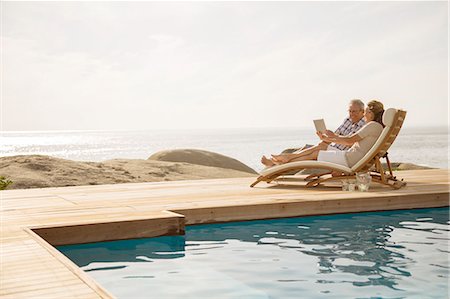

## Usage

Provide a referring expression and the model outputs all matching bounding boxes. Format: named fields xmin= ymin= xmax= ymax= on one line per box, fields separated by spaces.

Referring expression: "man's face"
xmin=348 ymin=104 xmax=365 ymax=123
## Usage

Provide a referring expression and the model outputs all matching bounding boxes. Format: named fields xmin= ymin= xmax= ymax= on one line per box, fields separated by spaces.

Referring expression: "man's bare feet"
xmin=261 ymin=155 xmax=275 ymax=167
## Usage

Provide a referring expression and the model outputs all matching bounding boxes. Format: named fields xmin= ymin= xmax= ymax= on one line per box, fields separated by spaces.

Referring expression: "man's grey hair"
xmin=349 ymin=99 xmax=365 ymax=110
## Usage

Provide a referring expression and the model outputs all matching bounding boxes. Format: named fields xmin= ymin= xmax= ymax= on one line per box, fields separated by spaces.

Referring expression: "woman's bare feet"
xmin=271 ymin=154 xmax=290 ymax=164
xmin=270 ymin=154 xmax=280 ymax=161
xmin=261 ymin=155 xmax=275 ymax=167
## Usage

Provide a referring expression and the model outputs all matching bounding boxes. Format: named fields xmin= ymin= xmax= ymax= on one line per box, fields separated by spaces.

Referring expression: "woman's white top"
xmin=345 ymin=121 xmax=383 ymax=167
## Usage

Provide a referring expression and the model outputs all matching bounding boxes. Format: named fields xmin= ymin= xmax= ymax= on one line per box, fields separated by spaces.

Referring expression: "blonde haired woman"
xmin=261 ymin=100 xmax=385 ymax=168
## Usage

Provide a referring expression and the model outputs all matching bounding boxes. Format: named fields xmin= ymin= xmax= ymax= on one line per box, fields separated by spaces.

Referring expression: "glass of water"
xmin=348 ymin=180 xmax=356 ymax=192
xmin=342 ymin=180 xmax=357 ymax=191
xmin=356 ymin=172 xmax=372 ymax=192
xmin=342 ymin=180 xmax=349 ymax=191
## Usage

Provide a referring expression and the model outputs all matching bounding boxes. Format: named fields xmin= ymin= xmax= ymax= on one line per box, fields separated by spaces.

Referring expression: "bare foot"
xmin=271 ymin=154 xmax=281 ymax=162
xmin=271 ymin=154 xmax=290 ymax=164
xmin=261 ymin=155 xmax=275 ymax=167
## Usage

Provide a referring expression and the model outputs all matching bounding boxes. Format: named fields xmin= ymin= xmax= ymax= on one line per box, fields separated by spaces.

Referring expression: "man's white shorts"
xmin=317 ymin=145 xmax=349 ymax=167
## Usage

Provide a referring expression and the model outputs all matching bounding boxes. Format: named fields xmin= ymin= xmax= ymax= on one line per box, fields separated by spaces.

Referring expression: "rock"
xmin=148 ymin=149 xmax=257 ymax=174
xmin=0 ymin=155 xmax=256 ymax=190
xmin=280 ymin=148 xmax=302 ymax=154
xmin=387 ymin=162 xmax=434 ymax=171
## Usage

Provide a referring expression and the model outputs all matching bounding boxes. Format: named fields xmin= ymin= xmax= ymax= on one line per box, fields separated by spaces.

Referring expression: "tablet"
xmin=313 ymin=119 xmax=327 ymax=133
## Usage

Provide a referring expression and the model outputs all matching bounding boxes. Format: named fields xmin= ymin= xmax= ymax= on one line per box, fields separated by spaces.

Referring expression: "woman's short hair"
xmin=349 ymin=99 xmax=365 ymax=110
xmin=367 ymin=100 xmax=385 ymax=126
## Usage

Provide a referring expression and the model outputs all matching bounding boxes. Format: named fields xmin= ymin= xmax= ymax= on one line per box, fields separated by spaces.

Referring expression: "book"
xmin=313 ymin=119 xmax=327 ymax=133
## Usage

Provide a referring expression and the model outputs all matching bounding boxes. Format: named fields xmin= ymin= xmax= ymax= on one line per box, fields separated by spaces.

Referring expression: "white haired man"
xmin=262 ymin=99 xmax=366 ymax=166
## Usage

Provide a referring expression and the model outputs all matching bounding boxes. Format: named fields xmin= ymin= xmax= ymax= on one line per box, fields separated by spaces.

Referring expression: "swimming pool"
xmin=59 ymin=208 xmax=449 ymax=298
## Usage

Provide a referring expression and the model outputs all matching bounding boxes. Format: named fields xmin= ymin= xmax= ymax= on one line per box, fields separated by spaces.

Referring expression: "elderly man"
xmin=262 ymin=99 xmax=366 ymax=166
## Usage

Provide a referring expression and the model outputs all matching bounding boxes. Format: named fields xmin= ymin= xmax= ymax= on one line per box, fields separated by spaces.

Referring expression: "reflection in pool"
xmin=59 ymin=207 xmax=449 ymax=298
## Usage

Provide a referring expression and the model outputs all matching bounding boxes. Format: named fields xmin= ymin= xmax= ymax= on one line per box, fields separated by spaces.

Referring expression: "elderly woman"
xmin=261 ymin=100 xmax=385 ymax=168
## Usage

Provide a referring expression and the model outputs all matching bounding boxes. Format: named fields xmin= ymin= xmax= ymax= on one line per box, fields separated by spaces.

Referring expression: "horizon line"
xmin=1 ymin=124 xmax=449 ymax=134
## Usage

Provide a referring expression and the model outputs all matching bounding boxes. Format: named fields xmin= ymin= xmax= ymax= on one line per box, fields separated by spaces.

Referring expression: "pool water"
xmin=58 ymin=208 xmax=449 ymax=298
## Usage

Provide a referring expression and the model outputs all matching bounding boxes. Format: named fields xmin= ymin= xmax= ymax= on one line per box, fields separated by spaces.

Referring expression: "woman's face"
xmin=364 ymin=107 xmax=374 ymax=122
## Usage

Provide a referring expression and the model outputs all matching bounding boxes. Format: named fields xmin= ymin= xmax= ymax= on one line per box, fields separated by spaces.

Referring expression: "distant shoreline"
xmin=1 ymin=124 xmax=449 ymax=134
xmin=1 ymin=127 xmax=449 ymax=172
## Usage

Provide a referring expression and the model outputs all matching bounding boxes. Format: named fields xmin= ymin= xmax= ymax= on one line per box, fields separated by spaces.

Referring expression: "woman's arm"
xmin=317 ymin=130 xmax=362 ymax=146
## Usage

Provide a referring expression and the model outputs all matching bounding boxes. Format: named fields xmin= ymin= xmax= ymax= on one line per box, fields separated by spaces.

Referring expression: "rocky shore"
xmin=0 ymin=149 xmax=257 ymax=190
xmin=0 ymin=149 xmax=433 ymax=190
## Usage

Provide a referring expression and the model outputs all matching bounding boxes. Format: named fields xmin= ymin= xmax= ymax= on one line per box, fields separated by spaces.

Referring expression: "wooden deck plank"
xmin=0 ymin=169 xmax=449 ymax=298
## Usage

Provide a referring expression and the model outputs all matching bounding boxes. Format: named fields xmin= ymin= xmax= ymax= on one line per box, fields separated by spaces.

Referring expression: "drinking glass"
xmin=341 ymin=180 xmax=349 ymax=191
xmin=356 ymin=172 xmax=372 ymax=192
xmin=348 ymin=180 xmax=356 ymax=192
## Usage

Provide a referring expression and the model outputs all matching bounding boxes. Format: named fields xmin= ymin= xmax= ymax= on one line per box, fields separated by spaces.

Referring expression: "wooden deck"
xmin=1 ymin=169 xmax=449 ymax=298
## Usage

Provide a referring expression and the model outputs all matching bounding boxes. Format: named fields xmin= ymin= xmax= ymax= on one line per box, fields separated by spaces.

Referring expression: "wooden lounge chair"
xmin=250 ymin=108 xmax=407 ymax=189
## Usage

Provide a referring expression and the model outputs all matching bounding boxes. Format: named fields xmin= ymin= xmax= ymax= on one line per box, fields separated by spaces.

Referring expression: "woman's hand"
xmin=316 ymin=131 xmax=334 ymax=143
xmin=324 ymin=130 xmax=336 ymax=138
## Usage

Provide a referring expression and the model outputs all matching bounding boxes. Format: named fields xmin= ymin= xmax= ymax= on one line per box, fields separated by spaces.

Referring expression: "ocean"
xmin=1 ymin=127 xmax=448 ymax=172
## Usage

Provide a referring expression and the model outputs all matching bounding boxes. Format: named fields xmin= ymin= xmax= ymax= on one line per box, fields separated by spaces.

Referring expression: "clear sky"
xmin=1 ymin=1 xmax=448 ymax=131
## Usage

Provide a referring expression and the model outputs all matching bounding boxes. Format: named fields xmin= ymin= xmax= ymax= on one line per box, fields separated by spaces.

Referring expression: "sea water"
xmin=59 ymin=207 xmax=450 ymax=299
xmin=1 ymin=126 xmax=448 ymax=171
